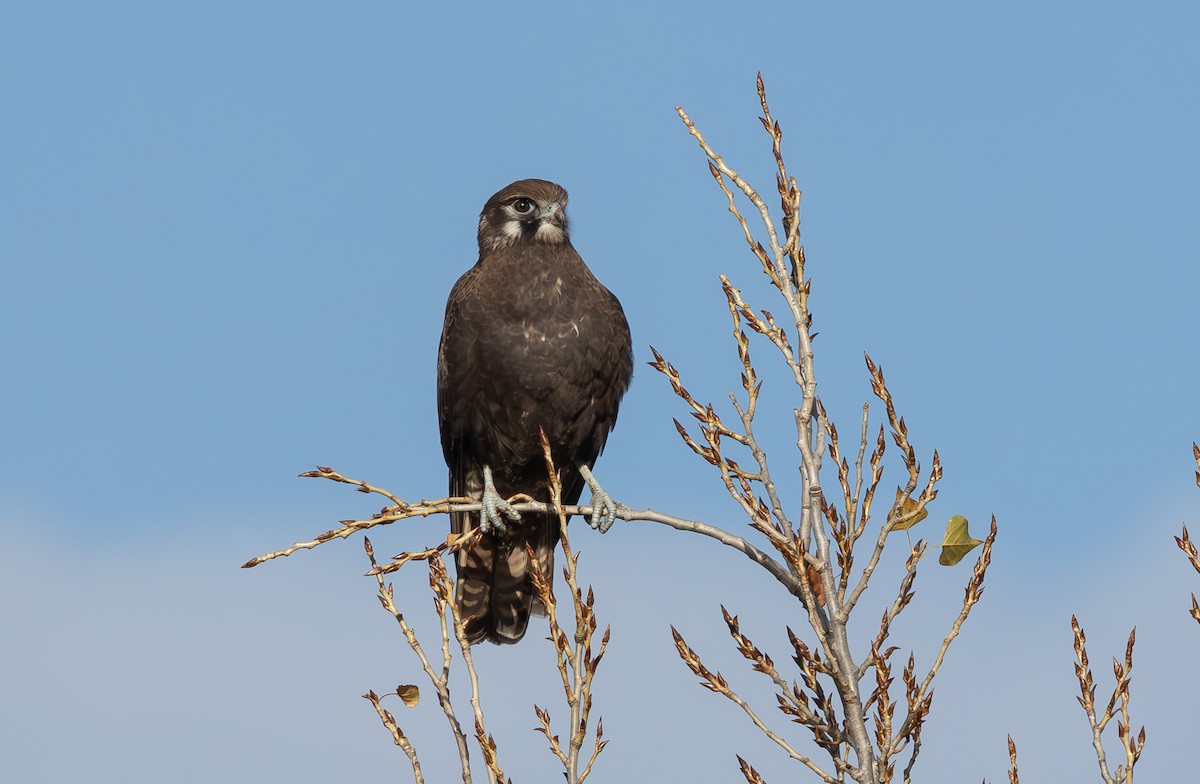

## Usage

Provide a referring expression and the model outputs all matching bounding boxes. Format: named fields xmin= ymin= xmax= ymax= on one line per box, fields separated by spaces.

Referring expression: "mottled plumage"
xmin=437 ymin=179 xmax=633 ymax=645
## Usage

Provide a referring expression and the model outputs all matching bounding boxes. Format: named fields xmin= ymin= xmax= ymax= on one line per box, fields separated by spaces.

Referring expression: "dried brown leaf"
xmin=890 ymin=487 xmax=929 ymax=531
xmin=397 ymin=684 xmax=420 ymax=707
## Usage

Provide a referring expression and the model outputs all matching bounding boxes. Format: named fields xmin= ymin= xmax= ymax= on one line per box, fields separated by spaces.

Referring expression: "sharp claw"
xmin=481 ymin=466 xmax=521 ymax=534
xmin=579 ymin=464 xmax=624 ymax=533
xmin=602 ymin=502 xmax=630 ymax=533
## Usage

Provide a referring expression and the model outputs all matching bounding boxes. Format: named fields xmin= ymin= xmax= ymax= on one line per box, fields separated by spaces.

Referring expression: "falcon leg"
xmin=578 ymin=463 xmax=627 ymax=533
xmin=480 ymin=465 xmax=521 ymax=533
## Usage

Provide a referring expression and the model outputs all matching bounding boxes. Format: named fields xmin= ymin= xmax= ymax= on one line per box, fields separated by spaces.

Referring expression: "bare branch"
xmin=246 ymin=483 xmax=809 ymax=603
xmin=1176 ymin=444 xmax=1200 ymax=625
xmin=667 ymin=76 xmax=999 ymax=784
xmin=433 ymin=556 xmax=506 ymax=784
xmin=1177 ymin=523 xmax=1200 ymax=625
xmin=363 ymin=689 xmax=424 ymax=783
xmin=673 ymin=625 xmax=838 ymax=783
xmin=1072 ymin=616 xmax=1143 ymax=784
xmin=365 ymin=538 xmax=475 ymax=783
xmin=527 ymin=430 xmax=609 ymax=784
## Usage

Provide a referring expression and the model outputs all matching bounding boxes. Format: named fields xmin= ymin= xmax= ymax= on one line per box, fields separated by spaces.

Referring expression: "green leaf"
xmin=938 ymin=515 xmax=983 ymax=566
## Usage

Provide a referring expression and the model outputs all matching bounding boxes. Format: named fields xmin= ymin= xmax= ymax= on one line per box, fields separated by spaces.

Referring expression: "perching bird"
xmin=437 ymin=179 xmax=633 ymax=645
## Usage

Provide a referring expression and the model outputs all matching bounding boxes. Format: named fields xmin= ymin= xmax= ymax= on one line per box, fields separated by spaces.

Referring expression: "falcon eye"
xmin=512 ymin=198 xmax=535 ymax=215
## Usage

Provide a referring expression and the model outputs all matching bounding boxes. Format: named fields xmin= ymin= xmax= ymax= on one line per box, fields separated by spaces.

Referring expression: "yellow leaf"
xmin=939 ymin=515 xmax=983 ymax=566
xmin=890 ymin=487 xmax=929 ymax=531
xmin=397 ymin=684 xmax=420 ymax=707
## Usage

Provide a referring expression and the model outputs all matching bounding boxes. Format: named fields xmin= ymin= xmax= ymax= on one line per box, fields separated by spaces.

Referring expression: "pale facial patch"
xmin=500 ymin=219 xmax=524 ymax=244
xmin=535 ymin=222 xmax=567 ymax=244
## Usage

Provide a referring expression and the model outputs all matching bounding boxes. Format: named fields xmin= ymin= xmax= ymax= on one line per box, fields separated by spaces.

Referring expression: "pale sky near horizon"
xmin=3 ymin=3 xmax=1199 ymax=782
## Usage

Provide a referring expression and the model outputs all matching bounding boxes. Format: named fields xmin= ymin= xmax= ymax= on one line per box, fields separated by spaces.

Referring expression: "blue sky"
xmin=3 ymin=2 xmax=1198 ymax=781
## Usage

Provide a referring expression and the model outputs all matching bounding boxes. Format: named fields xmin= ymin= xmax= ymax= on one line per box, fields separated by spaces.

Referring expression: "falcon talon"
xmin=579 ymin=466 xmax=624 ymax=533
xmin=587 ymin=497 xmax=612 ymax=531
xmin=479 ymin=500 xmax=516 ymax=534
xmin=479 ymin=466 xmax=521 ymax=534
xmin=589 ymin=502 xmax=621 ymax=534
xmin=597 ymin=503 xmax=632 ymax=534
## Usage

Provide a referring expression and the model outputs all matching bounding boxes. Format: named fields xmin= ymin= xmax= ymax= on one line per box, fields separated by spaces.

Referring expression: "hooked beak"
xmin=537 ymin=201 xmax=565 ymax=226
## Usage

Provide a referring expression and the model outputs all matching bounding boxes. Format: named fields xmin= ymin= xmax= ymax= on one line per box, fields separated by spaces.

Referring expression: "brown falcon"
xmin=437 ymin=179 xmax=633 ymax=645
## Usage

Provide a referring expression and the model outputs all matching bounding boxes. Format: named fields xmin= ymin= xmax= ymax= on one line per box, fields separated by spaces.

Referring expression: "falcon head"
xmin=477 ymin=179 xmax=571 ymax=254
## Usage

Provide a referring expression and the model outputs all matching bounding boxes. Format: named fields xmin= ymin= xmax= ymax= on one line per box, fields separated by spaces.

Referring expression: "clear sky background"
xmin=3 ymin=2 xmax=1198 ymax=782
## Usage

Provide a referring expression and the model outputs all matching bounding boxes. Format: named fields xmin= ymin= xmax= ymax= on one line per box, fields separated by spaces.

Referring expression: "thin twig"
xmin=1176 ymin=444 xmax=1200 ymax=625
xmin=1072 ymin=616 xmax=1143 ymax=784
xmin=365 ymin=538 xmax=474 ymax=784
xmin=673 ymin=626 xmax=837 ymax=784
xmin=529 ymin=430 xmax=608 ymax=784
xmin=363 ymin=689 xmax=424 ymax=783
